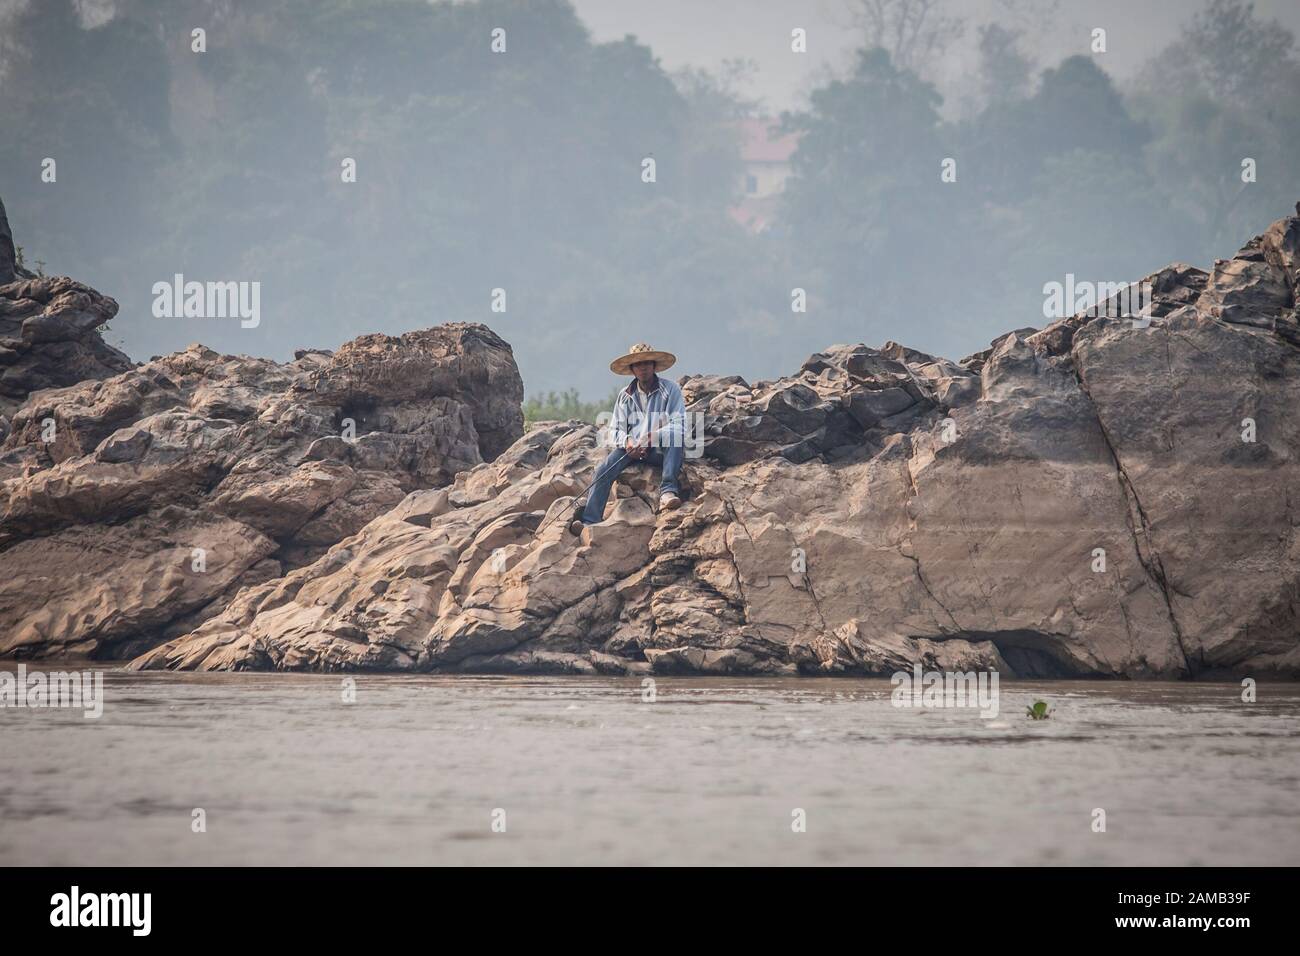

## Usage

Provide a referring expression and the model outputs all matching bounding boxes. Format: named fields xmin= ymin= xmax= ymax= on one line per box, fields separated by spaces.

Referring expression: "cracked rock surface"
xmin=132 ymin=206 xmax=1300 ymax=678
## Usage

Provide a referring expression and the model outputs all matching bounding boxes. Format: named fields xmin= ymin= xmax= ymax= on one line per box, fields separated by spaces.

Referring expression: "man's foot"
xmin=568 ymin=519 xmax=586 ymax=536
xmin=659 ymin=492 xmax=681 ymax=512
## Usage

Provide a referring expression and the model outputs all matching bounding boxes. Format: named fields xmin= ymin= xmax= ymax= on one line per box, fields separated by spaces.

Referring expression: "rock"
xmin=684 ymin=341 xmax=955 ymax=465
xmin=0 ymin=321 xmax=523 ymax=659
xmin=131 ymin=203 xmax=1300 ymax=679
xmin=0 ymin=276 xmax=133 ymax=418
xmin=303 ymin=326 xmax=524 ymax=461
xmin=791 ymin=621 xmax=1011 ymax=675
xmin=0 ymin=200 xmax=128 ymax=415
xmin=1196 ymin=222 xmax=1298 ymax=335
xmin=0 ymin=509 xmax=277 ymax=660
xmin=0 ymin=200 xmax=1292 ymax=678
xmin=0 ymin=196 xmax=23 ymax=285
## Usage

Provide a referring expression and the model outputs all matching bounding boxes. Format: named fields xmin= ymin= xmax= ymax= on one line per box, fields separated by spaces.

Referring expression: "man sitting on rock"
xmin=570 ymin=342 xmax=685 ymax=535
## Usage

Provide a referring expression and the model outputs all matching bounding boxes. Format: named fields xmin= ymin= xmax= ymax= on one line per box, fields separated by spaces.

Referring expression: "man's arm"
xmin=612 ymin=391 xmax=629 ymax=450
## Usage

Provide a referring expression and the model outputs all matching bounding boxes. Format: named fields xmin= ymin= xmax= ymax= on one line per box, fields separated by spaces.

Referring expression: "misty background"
xmin=1 ymin=0 xmax=1298 ymax=401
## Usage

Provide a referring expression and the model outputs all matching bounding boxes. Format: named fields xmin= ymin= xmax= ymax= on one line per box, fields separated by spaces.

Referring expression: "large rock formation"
xmin=0 ymin=324 xmax=523 ymax=659
xmin=131 ymin=208 xmax=1300 ymax=679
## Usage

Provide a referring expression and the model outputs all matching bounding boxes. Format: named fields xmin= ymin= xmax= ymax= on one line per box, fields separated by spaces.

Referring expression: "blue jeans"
xmin=580 ymin=442 xmax=684 ymax=524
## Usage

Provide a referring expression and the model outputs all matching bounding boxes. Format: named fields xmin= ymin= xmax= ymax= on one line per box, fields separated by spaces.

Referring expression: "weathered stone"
xmin=0 ymin=196 xmax=24 ymax=286
xmin=18 ymin=204 xmax=1300 ymax=680
xmin=137 ymin=205 xmax=1300 ymax=679
xmin=0 ymin=322 xmax=523 ymax=659
xmin=0 ymin=275 xmax=132 ymax=418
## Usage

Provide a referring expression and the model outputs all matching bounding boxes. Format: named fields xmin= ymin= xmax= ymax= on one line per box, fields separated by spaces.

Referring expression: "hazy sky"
xmin=5 ymin=0 xmax=1298 ymax=399
xmin=572 ymin=0 xmax=1300 ymax=113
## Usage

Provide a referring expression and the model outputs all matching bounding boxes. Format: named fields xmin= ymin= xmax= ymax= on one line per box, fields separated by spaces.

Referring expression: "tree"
xmin=0 ymin=0 xmax=762 ymax=398
xmin=975 ymin=23 xmax=1033 ymax=107
xmin=776 ymin=49 xmax=955 ymax=347
xmin=1134 ymin=0 xmax=1300 ymax=254
xmin=841 ymin=0 xmax=965 ymax=78
xmin=1137 ymin=0 xmax=1296 ymax=108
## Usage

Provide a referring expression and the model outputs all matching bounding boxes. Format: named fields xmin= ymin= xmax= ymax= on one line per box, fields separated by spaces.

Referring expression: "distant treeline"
xmin=2 ymin=0 xmax=1297 ymax=400
xmin=524 ymin=387 xmax=622 ymax=425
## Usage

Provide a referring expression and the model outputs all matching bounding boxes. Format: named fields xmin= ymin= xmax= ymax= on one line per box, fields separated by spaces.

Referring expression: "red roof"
xmin=736 ymin=118 xmax=800 ymax=163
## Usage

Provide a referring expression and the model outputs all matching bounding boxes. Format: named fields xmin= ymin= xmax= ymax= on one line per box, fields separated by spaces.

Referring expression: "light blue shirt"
xmin=611 ymin=375 xmax=685 ymax=448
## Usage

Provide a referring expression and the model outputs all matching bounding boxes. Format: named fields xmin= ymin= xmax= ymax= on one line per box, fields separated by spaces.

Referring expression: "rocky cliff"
xmin=122 ymin=206 xmax=1300 ymax=678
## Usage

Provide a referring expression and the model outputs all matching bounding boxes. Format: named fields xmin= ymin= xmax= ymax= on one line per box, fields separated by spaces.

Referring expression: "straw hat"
xmin=610 ymin=342 xmax=676 ymax=375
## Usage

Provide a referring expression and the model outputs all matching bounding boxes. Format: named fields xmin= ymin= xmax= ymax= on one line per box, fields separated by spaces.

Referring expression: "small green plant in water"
xmin=1026 ymin=699 xmax=1052 ymax=720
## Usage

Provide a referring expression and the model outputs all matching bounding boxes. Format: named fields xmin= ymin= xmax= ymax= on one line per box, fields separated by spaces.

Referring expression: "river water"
xmin=2 ymin=671 xmax=1298 ymax=866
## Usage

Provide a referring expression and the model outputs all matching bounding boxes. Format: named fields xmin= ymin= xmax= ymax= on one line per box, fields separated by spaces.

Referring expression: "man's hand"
xmin=625 ymin=436 xmax=648 ymax=460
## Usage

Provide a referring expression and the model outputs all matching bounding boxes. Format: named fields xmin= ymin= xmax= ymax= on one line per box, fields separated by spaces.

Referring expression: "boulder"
xmin=0 ymin=322 xmax=523 ymax=659
xmin=0 ymin=276 xmax=133 ymax=418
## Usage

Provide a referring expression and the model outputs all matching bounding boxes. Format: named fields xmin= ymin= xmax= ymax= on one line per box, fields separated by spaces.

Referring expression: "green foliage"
xmin=523 ymin=387 xmax=621 ymax=425
xmin=1026 ymin=700 xmax=1052 ymax=720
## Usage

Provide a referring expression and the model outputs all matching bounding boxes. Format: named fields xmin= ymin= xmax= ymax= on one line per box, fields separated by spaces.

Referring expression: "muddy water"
xmin=2 ymin=671 xmax=1297 ymax=865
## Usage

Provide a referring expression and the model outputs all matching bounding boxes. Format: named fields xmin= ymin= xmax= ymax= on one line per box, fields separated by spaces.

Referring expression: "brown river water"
xmin=2 ymin=671 xmax=1298 ymax=866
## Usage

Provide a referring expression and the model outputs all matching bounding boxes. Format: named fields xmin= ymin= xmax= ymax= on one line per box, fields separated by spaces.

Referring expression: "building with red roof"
xmin=730 ymin=118 xmax=801 ymax=233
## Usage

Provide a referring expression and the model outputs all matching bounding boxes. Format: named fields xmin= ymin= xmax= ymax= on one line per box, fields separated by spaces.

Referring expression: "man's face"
xmin=630 ymin=360 xmax=656 ymax=386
